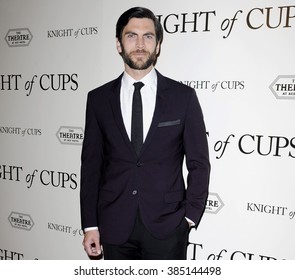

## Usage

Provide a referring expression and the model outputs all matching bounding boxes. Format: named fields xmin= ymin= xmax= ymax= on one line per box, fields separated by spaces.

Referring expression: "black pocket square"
xmin=158 ymin=119 xmax=181 ymax=127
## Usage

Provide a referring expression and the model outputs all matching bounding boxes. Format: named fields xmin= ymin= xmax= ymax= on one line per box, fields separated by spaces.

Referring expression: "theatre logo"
xmin=269 ymin=75 xmax=295 ymax=99
xmin=8 ymin=212 xmax=34 ymax=231
xmin=5 ymin=28 xmax=33 ymax=47
xmin=205 ymin=192 xmax=224 ymax=214
xmin=56 ymin=126 xmax=84 ymax=145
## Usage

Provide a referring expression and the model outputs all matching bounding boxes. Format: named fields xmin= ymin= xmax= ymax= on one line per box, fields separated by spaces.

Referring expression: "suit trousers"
xmin=102 ymin=212 xmax=190 ymax=260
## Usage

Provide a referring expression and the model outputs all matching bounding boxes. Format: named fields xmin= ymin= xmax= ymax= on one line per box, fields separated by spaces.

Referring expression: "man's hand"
xmin=82 ymin=229 xmax=102 ymax=257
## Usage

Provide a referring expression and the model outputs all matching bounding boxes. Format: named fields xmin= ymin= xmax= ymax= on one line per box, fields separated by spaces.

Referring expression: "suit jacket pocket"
xmin=158 ymin=119 xmax=181 ymax=128
xmin=164 ymin=190 xmax=184 ymax=203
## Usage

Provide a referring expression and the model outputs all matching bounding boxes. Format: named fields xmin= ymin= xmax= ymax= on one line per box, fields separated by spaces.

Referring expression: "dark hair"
xmin=116 ymin=7 xmax=163 ymax=44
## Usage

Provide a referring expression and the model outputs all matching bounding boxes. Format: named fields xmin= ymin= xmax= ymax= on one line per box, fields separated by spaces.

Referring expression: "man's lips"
xmin=132 ymin=50 xmax=148 ymax=57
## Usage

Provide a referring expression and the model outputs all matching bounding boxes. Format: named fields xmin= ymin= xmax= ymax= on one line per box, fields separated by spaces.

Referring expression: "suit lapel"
xmin=109 ymin=74 xmax=136 ymax=156
xmin=139 ymin=71 xmax=169 ymax=157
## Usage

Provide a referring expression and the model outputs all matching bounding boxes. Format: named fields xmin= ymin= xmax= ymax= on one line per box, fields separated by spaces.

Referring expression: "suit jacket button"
xmin=132 ymin=190 xmax=137 ymax=195
xmin=136 ymin=162 xmax=143 ymax=167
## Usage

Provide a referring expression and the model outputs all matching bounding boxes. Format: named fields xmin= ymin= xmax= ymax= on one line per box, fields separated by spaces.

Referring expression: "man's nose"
xmin=136 ymin=36 xmax=144 ymax=48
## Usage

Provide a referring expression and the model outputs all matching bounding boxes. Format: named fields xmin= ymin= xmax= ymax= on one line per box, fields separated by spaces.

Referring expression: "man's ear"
xmin=156 ymin=42 xmax=161 ymax=56
xmin=116 ymin=39 xmax=122 ymax=54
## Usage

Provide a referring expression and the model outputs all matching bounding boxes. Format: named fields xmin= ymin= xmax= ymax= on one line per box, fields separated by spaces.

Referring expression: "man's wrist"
xmin=84 ymin=226 xmax=98 ymax=233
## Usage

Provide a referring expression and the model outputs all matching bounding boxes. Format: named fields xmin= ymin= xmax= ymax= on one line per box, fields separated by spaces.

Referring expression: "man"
xmin=80 ymin=7 xmax=210 ymax=260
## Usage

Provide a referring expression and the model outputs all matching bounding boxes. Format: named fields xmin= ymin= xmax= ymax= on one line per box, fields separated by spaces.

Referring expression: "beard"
xmin=120 ymin=45 xmax=158 ymax=70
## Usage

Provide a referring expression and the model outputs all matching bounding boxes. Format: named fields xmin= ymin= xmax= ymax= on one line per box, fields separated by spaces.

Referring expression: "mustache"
xmin=132 ymin=49 xmax=149 ymax=54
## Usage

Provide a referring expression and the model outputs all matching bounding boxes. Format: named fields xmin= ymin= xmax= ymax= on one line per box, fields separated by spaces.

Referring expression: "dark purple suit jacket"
xmin=80 ymin=70 xmax=210 ymax=245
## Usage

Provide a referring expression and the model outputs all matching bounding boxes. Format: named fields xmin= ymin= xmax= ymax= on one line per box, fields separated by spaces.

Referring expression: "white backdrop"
xmin=0 ymin=0 xmax=294 ymax=260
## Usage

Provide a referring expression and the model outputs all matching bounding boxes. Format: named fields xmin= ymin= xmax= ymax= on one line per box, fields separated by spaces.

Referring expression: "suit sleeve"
xmin=80 ymin=91 xmax=104 ymax=229
xmin=183 ymin=89 xmax=210 ymax=226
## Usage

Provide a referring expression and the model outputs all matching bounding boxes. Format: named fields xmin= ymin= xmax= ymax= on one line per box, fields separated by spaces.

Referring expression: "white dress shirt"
xmin=120 ymin=68 xmax=157 ymax=142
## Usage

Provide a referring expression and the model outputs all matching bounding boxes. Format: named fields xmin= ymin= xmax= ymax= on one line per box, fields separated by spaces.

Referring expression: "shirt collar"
xmin=122 ymin=68 xmax=157 ymax=89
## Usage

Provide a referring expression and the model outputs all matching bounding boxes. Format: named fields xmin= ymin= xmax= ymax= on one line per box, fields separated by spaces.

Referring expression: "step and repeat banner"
xmin=0 ymin=0 xmax=294 ymax=260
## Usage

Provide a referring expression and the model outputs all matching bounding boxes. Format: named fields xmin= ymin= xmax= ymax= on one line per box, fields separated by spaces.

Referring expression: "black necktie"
xmin=131 ymin=82 xmax=144 ymax=156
